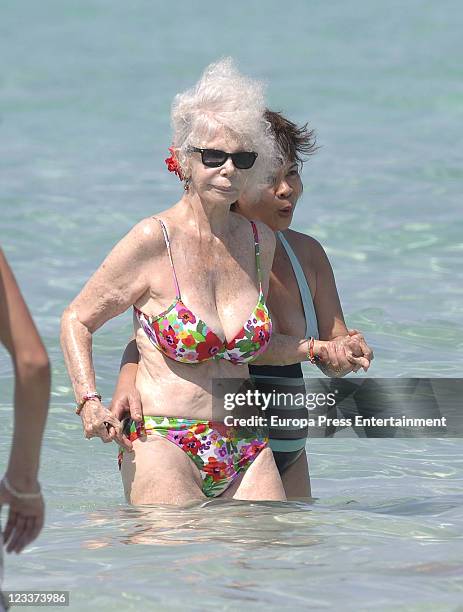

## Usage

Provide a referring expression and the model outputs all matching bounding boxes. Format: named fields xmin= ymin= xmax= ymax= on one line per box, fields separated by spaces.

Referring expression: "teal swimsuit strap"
xmin=276 ymin=231 xmax=319 ymax=339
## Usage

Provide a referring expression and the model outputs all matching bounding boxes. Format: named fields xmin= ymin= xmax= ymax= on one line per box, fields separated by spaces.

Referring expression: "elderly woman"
xmin=61 ymin=59 xmax=369 ymax=505
xmin=110 ymin=110 xmax=374 ymax=500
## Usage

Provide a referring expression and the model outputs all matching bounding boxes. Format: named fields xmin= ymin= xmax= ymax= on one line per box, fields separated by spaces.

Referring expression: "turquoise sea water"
xmin=1 ymin=1 xmax=462 ymax=610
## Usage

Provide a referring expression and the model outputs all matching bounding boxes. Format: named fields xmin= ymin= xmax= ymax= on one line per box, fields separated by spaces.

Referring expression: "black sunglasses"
xmin=191 ymin=147 xmax=258 ymax=170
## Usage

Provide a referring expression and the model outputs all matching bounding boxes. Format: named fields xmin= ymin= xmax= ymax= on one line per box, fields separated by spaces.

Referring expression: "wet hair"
xmin=171 ymin=58 xmax=277 ymax=185
xmin=264 ymin=109 xmax=318 ymax=169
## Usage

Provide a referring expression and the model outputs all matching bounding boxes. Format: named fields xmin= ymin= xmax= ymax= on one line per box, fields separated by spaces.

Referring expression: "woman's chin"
xmin=203 ymin=185 xmax=239 ymax=204
xmin=274 ymin=217 xmax=292 ymax=232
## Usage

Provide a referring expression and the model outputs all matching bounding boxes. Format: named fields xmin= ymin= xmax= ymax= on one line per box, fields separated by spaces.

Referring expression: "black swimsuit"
xmin=249 ymin=231 xmax=319 ymax=474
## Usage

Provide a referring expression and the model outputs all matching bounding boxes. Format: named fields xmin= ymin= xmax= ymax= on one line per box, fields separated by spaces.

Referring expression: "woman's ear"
xmin=179 ymin=147 xmax=193 ymax=180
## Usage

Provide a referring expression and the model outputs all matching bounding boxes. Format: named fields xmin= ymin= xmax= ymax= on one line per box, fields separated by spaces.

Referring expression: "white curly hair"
xmin=171 ymin=57 xmax=277 ymax=188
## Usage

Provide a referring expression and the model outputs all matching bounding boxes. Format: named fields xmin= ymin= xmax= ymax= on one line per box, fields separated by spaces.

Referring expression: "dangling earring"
xmin=184 ymin=177 xmax=191 ymax=192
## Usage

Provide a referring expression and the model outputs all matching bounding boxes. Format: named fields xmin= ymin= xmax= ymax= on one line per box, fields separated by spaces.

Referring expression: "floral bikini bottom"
xmin=117 ymin=416 xmax=269 ymax=498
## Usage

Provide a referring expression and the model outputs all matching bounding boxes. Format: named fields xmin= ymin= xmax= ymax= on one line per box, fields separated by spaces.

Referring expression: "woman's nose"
xmin=276 ymin=179 xmax=292 ymax=198
xmin=219 ymin=157 xmax=235 ymax=176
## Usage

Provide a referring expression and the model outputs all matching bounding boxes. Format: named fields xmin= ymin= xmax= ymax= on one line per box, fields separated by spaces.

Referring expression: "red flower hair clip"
xmin=165 ymin=146 xmax=184 ymax=181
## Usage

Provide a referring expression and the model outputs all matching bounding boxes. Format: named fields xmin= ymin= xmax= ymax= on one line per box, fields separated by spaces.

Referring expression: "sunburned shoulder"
xmin=119 ymin=216 xmax=165 ymax=257
xmin=283 ymin=228 xmax=328 ymax=269
xmin=0 ymin=247 xmax=9 ymax=265
xmin=0 ymin=248 xmax=10 ymax=280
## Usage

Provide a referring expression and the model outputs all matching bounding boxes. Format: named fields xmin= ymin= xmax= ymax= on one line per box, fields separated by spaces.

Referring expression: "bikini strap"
xmin=153 ymin=217 xmax=181 ymax=299
xmin=249 ymin=220 xmax=262 ymax=290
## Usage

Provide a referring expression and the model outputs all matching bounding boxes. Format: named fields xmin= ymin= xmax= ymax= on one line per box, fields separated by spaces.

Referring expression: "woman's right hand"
xmin=80 ymin=399 xmax=123 ymax=443
xmin=0 ymin=477 xmax=44 ymax=554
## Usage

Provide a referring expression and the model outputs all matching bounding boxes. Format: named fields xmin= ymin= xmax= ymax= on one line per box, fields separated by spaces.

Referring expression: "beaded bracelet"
xmin=307 ymin=337 xmax=317 ymax=364
xmin=76 ymin=392 xmax=102 ymax=415
xmin=1 ymin=475 xmax=42 ymax=500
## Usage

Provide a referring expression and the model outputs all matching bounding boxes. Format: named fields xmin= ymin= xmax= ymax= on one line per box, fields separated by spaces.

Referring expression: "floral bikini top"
xmin=134 ymin=217 xmax=272 ymax=365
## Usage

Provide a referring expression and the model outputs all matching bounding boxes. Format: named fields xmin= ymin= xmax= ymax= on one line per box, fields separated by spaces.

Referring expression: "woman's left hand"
xmin=317 ymin=329 xmax=374 ymax=376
